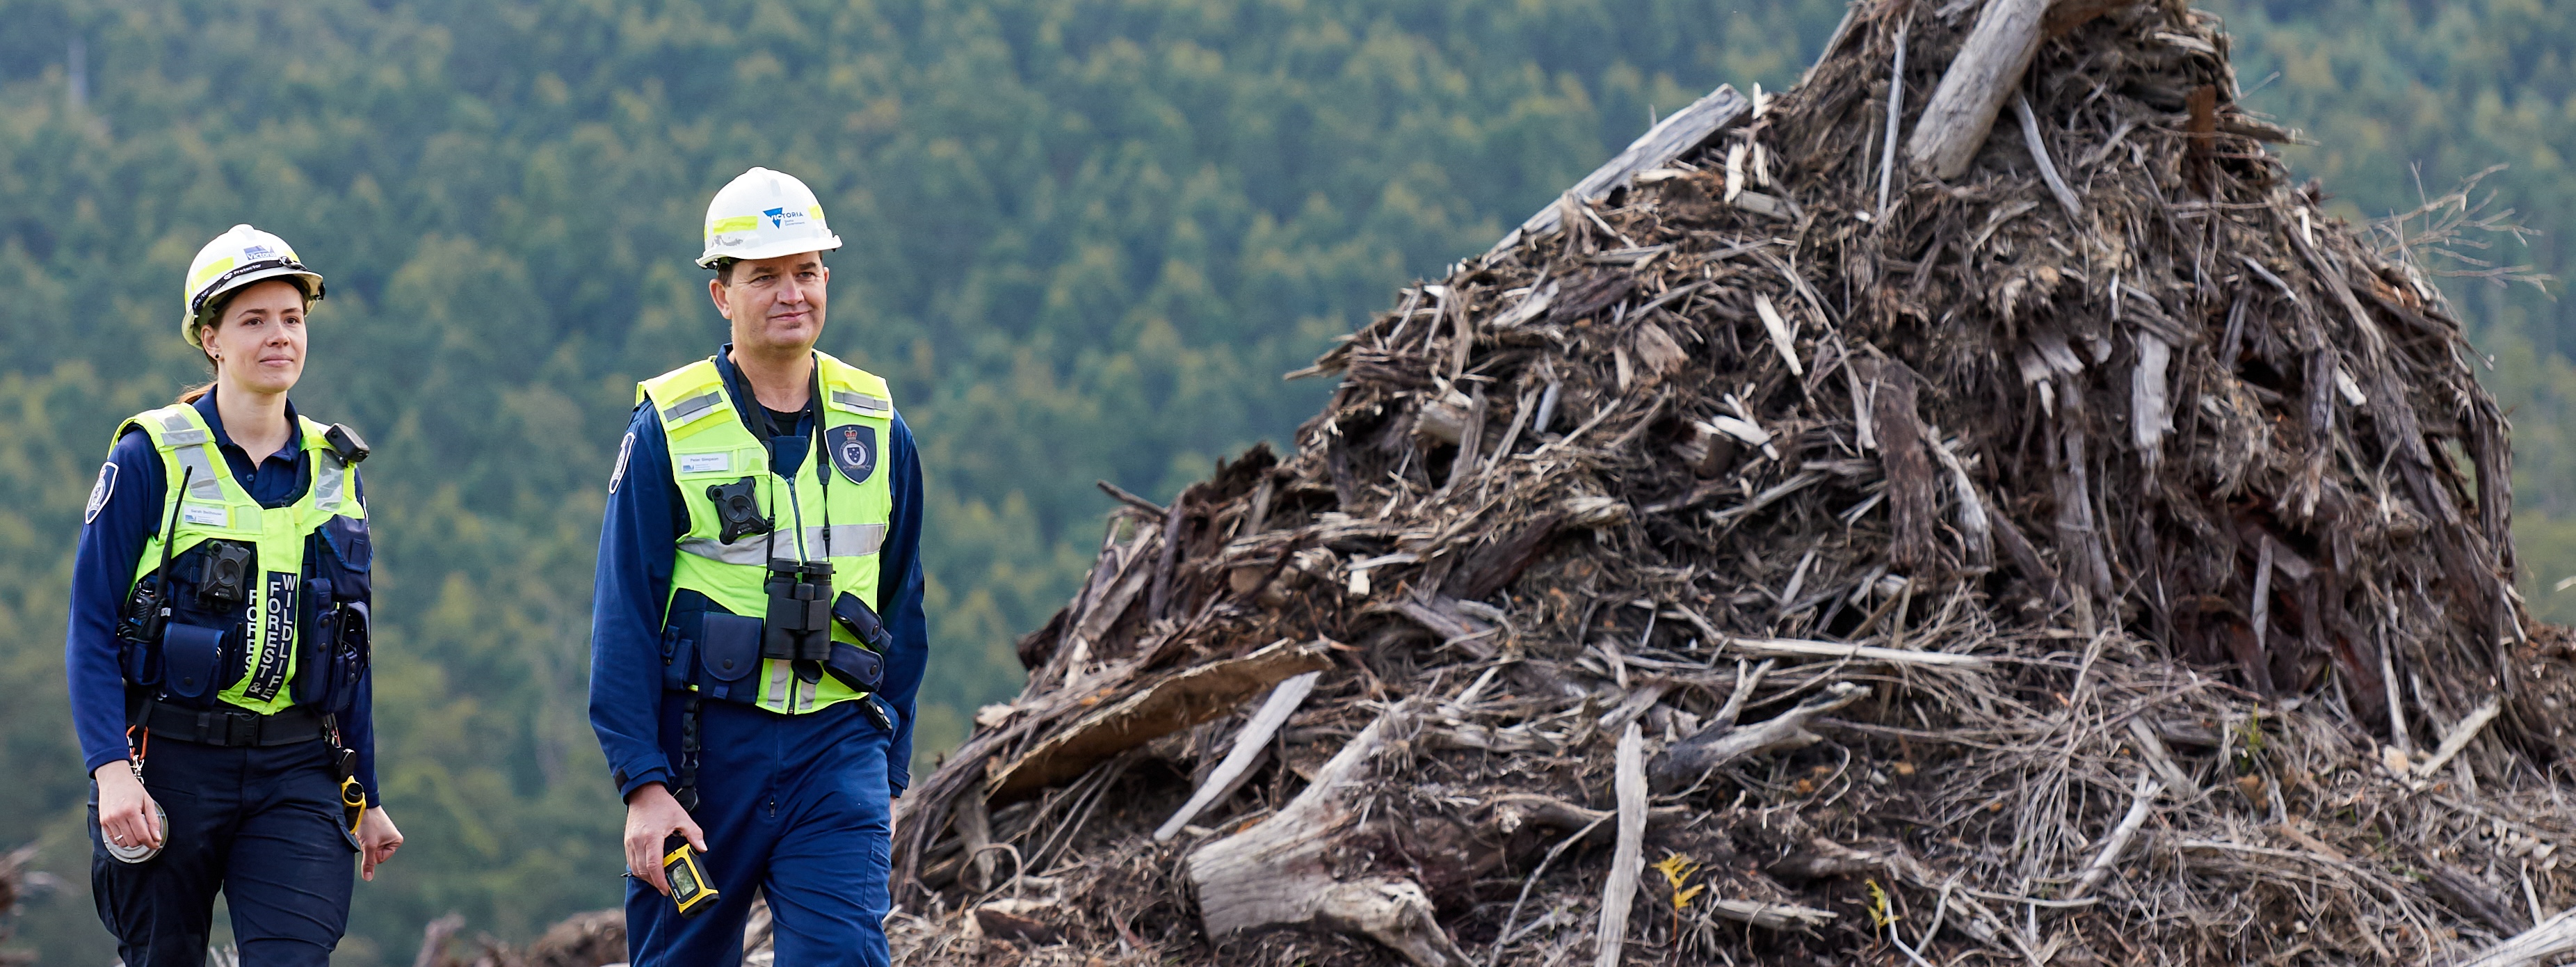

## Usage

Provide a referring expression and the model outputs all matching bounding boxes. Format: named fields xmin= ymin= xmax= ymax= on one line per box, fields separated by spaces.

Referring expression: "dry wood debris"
xmin=0 ymin=846 xmax=38 ymax=967
xmin=889 ymin=1 xmax=2576 ymax=964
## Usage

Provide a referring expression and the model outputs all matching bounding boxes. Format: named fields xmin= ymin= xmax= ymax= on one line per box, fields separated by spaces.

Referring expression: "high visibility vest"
xmin=118 ymin=405 xmax=369 ymax=715
xmin=638 ymin=352 xmax=894 ymax=715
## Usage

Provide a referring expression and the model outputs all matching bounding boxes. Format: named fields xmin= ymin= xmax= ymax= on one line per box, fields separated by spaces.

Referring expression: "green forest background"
xmin=0 ymin=0 xmax=2567 ymax=961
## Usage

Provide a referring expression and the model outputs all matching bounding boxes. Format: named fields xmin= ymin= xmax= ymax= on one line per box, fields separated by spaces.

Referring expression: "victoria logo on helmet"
xmin=696 ymin=168 xmax=843 ymax=268
xmin=243 ymin=245 xmax=274 ymax=259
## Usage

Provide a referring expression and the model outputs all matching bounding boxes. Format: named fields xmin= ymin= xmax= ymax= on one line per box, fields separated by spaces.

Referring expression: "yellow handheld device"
xmin=663 ymin=836 xmax=719 ymax=918
xmin=339 ymin=777 xmax=367 ymax=851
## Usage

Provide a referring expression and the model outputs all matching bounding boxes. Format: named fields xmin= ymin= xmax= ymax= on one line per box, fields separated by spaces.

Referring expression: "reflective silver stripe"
xmin=830 ymin=390 xmax=890 ymax=414
xmin=172 ymin=445 xmax=225 ymax=502
xmin=677 ymin=524 xmax=886 ymax=566
xmin=162 ymin=429 xmax=209 ymax=445
xmin=663 ymin=392 xmax=723 ymax=424
xmin=314 ymin=451 xmax=347 ymax=513
xmin=766 ymin=655 xmax=792 ymax=712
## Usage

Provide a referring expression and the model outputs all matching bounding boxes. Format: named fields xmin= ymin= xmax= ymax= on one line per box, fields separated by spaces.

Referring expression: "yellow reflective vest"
xmin=118 ymin=404 xmax=367 ymax=714
xmin=638 ymin=352 xmax=895 ymax=714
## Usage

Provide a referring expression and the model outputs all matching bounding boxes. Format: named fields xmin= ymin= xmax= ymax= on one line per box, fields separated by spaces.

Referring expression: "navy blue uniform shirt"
xmin=587 ymin=347 xmax=928 ymax=800
xmin=65 ymin=390 xmax=380 ymax=801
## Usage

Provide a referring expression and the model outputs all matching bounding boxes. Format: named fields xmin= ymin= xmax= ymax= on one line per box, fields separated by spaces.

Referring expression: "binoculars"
xmin=762 ymin=558 xmax=835 ymax=662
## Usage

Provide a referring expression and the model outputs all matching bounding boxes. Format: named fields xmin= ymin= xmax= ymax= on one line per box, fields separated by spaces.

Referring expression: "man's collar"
xmin=716 ymin=343 xmax=817 ymax=413
xmin=191 ymin=387 xmax=304 ymax=457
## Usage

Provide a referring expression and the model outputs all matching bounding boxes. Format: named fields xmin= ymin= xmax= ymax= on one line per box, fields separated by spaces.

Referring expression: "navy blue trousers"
xmin=90 ymin=737 xmax=353 ymax=967
xmin=627 ymin=697 xmax=894 ymax=967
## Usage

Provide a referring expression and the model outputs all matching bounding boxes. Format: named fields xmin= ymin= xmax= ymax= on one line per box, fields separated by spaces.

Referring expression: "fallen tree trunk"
xmin=1187 ymin=700 xmax=1473 ymax=967
xmin=1906 ymin=0 xmax=2052 ymax=179
xmin=987 ymin=637 xmax=1333 ymax=801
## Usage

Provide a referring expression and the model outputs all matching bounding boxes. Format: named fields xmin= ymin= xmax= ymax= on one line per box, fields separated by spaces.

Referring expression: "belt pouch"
xmin=824 ymin=641 xmax=883 ymax=691
xmin=161 ymin=623 xmax=227 ymax=701
xmin=291 ymin=577 xmax=334 ymax=705
xmin=697 ymin=612 xmax=764 ymax=703
xmin=659 ymin=626 xmax=697 ymax=692
xmin=830 ymin=591 xmax=892 ymax=648
xmin=325 ymin=602 xmax=370 ymax=711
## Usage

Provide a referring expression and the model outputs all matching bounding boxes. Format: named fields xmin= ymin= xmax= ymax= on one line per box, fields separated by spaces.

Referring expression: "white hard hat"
xmin=697 ymin=167 xmax=843 ymax=268
xmin=182 ymin=224 xmax=325 ymax=346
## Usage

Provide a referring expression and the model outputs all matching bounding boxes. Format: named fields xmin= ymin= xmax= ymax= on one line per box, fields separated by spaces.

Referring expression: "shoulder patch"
xmin=85 ymin=462 xmax=118 ymax=525
xmin=610 ymin=431 xmax=636 ymax=495
xmin=828 ymin=424 xmax=878 ymax=485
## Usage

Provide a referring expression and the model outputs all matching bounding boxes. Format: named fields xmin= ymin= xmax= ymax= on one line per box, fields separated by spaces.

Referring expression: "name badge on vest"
xmin=828 ymin=425 xmax=876 ymax=484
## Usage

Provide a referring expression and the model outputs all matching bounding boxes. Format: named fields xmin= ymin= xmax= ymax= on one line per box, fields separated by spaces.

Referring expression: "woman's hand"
xmin=93 ymin=761 xmax=162 ymax=853
xmin=357 ymin=807 xmax=403 ymax=881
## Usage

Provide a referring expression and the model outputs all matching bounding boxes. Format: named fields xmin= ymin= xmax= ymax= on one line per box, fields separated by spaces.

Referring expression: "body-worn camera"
xmin=762 ymin=559 xmax=835 ymax=662
xmin=662 ymin=836 xmax=719 ymax=918
xmin=706 ymin=478 xmax=772 ymax=544
xmin=196 ymin=541 xmax=254 ymax=607
xmin=323 ymin=423 xmax=369 ymax=464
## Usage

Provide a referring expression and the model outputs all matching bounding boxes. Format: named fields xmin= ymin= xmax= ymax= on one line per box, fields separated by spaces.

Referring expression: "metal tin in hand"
xmin=104 ymin=802 xmax=168 ymax=864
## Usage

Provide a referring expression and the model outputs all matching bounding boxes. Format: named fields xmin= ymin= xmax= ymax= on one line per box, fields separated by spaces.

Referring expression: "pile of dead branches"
xmin=1 ymin=846 xmax=35 ymax=967
xmin=414 ymin=909 xmax=630 ymax=967
xmin=889 ymin=1 xmax=2576 ymax=964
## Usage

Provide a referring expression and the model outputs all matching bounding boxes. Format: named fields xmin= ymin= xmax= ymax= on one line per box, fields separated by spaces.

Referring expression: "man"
xmin=589 ymin=166 xmax=927 ymax=966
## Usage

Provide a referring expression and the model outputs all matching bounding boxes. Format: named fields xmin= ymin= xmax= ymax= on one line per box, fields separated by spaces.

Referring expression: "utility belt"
xmin=661 ymin=560 xmax=893 ymax=705
xmin=124 ymin=695 xmax=367 ymax=847
xmin=127 ymin=695 xmax=328 ymax=748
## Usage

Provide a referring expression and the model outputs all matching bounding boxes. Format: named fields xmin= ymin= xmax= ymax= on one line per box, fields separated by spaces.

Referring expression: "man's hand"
xmin=623 ymin=783 xmax=707 ymax=896
xmin=93 ymin=762 xmax=162 ymax=853
xmin=358 ymin=808 xmax=403 ymax=881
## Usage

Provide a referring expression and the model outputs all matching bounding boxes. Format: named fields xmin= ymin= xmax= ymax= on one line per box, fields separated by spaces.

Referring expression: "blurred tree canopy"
xmin=0 ymin=0 xmax=2567 ymax=963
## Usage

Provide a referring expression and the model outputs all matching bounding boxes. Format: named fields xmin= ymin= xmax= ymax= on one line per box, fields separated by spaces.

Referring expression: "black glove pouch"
xmin=830 ymin=591 xmax=892 ymax=650
xmin=823 ymin=642 xmax=883 ymax=691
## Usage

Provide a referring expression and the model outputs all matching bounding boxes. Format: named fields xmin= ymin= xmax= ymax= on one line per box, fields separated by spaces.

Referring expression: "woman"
xmin=65 ymin=224 xmax=403 ymax=966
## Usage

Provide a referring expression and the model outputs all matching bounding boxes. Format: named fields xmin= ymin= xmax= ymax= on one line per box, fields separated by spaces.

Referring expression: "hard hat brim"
xmin=695 ymin=235 xmax=844 ymax=269
xmin=182 ymin=266 xmax=327 ymax=346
